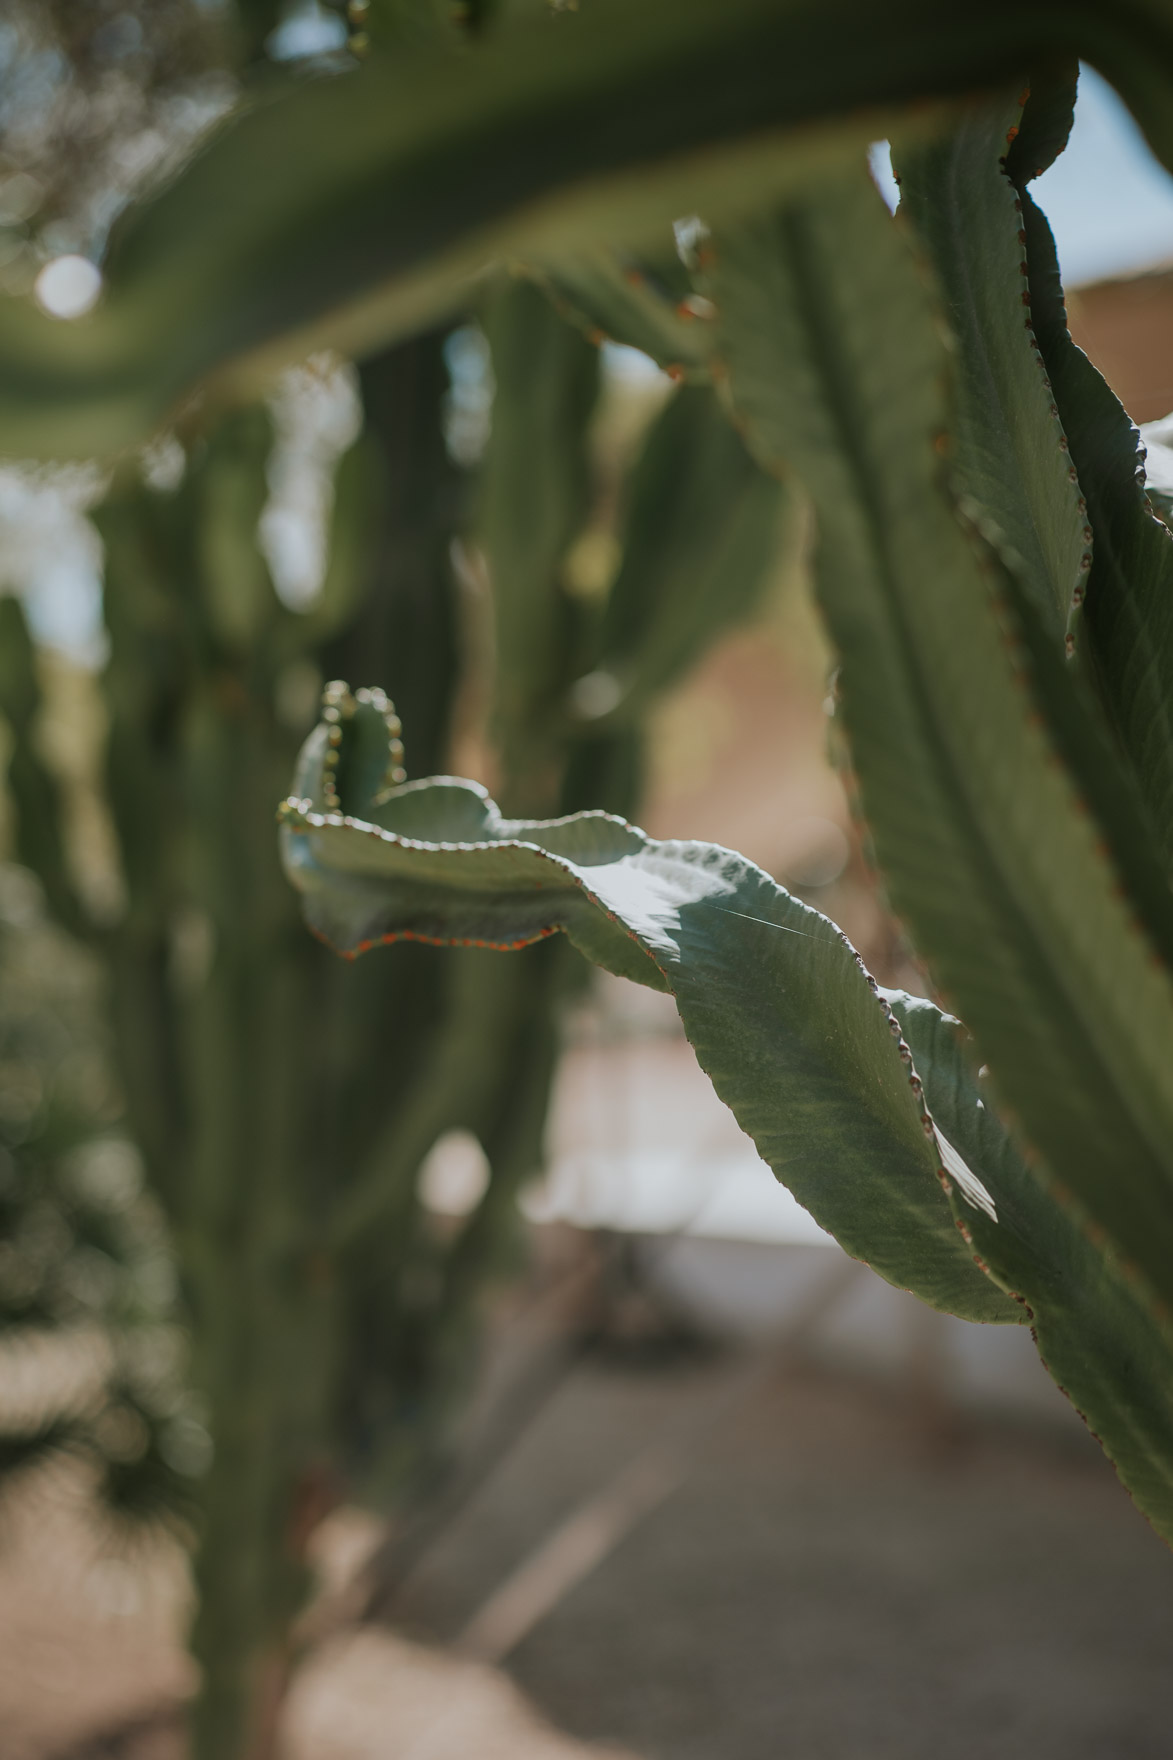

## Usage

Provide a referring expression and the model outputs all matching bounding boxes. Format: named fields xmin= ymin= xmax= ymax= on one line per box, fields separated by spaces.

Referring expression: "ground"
xmin=2 ymin=1324 xmax=1171 ymax=1760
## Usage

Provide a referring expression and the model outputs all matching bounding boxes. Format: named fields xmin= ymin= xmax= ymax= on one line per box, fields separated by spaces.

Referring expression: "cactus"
xmin=521 ymin=247 xmax=714 ymax=384
xmin=278 ymin=68 xmax=1173 ymax=1552
xmin=1 ymin=336 xmax=473 ymax=1755
xmin=8 ymin=0 xmax=1173 ymax=1744
xmin=0 ymin=283 xmax=785 ymax=1749
xmin=281 ymin=683 xmax=1173 ymax=1530
xmin=6 ymin=4 xmax=1173 ymax=460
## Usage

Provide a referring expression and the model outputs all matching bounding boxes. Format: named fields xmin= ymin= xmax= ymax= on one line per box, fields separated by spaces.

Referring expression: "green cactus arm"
xmin=0 ymin=597 xmax=88 ymax=939
xmin=94 ymin=484 xmax=186 ymax=936
xmin=581 ymin=383 xmax=791 ymax=727
xmin=524 ymin=251 xmax=713 ymax=381
xmin=899 ymin=57 xmax=1173 ymax=898
xmin=282 ymin=431 xmax=386 ymax=656
xmin=330 ymin=946 xmax=556 ymax=1249
xmin=1018 ymin=191 xmax=1173 ymax=877
xmin=888 ymin=989 xmax=1173 ymax=1545
xmin=321 ymin=330 xmax=465 ymax=785
xmin=891 ymin=93 xmax=1089 ymax=642
xmin=477 ymin=280 xmax=600 ymax=810
xmin=11 ymin=0 xmax=1173 ymax=459
xmin=0 ymin=0 xmax=922 ymax=459
xmin=93 ymin=479 xmax=205 ymax=1205
xmin=194 ymin=406 xmax=283 ymax=655
xmin=889 ymin=92 xmax=1173 ymax=967
xmin=280 ymin=689 xmax=1019 ymax=1325
xmin=707 ymin=165 xmax=1173 ymax=1321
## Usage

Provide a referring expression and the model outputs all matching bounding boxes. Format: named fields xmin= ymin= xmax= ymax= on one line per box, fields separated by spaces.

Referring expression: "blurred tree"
xmin=0 ymin=0 xmax=233 ymax=297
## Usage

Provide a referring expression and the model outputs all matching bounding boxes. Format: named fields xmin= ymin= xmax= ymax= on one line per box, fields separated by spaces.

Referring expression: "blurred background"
xmin=2 ymin=7 xmax=1173 ymax=1757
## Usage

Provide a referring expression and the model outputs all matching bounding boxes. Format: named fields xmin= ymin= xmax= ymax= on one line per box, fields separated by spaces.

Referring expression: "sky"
xmin=1033 ymin=67 xmax=1173 ymax=284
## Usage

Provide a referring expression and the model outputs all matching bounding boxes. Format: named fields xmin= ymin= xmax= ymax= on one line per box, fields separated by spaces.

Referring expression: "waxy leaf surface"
xmin=280 ymin=694 xmax=1017 ymax=1326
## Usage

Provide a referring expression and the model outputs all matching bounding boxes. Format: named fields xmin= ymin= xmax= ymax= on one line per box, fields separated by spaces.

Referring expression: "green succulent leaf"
xmin=890 ymin=990 xmax=1173 ymax=1545
xmin=280 ymin=688 xmax=1018 ymax=1326
xmin=708 ymin=164 xmax=1173 ymax=1321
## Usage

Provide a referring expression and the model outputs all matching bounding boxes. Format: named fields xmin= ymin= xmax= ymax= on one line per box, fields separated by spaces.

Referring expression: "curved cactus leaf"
xmin=526 ymin=251 xmax=713 ymax=380
xmin=890 ymin=990 xmax=1173 ymax=1545
xmin=280 ymin=687 xmax=1018 ymax=1326
xmin=8 ymin=0 xmax=1173 ymax=458
xmin=708 ymin=165 xmax=1173 ymax=1322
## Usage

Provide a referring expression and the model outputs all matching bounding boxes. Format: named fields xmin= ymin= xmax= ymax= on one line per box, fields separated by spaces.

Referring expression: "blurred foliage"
xmin=0 ymin=0 xmax=233 ymax=295
xmin=0 ymin=862 xmax=198 ymax=1527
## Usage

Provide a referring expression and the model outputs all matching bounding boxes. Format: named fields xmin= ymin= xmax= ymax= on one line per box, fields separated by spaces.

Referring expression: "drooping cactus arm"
xmin=8 ymin=0 xmax=1173 ymax=458
xmin=281 ymin=688 xmax=1018 ymax=1327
